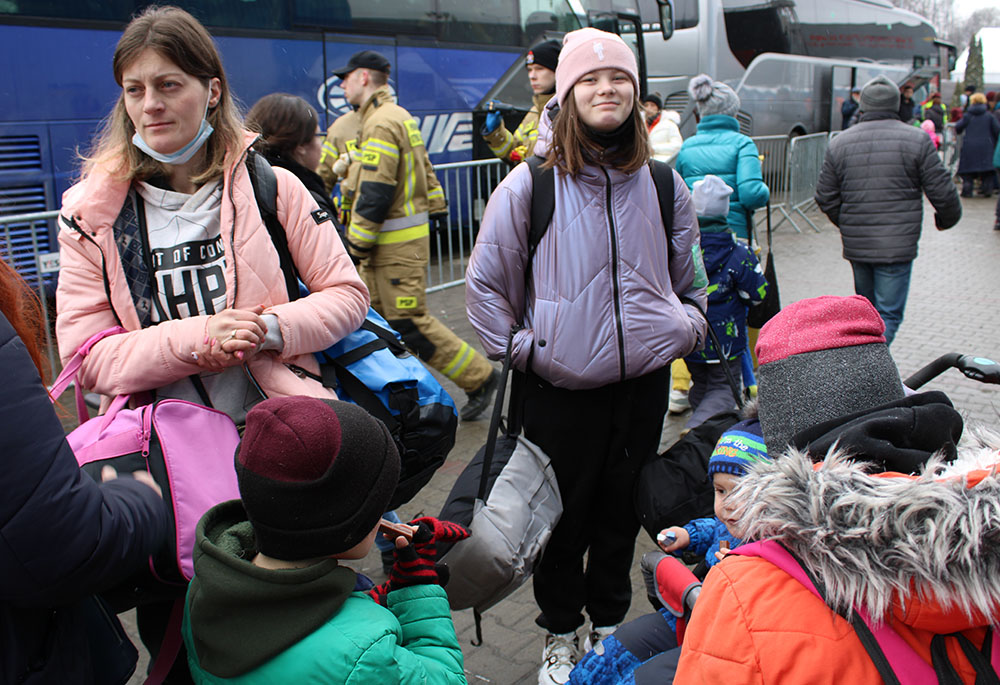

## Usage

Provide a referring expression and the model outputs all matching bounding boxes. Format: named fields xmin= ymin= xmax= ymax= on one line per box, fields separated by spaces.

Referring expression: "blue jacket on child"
xmin=675 ymin=115 xmax=770 ymax=240
xmin=685 ymin=217 xmax=767 ymax=364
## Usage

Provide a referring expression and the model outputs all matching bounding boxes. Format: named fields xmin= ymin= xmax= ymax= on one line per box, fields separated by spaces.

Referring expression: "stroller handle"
xmin=904 ymin=354 xmax=1000 ymax=390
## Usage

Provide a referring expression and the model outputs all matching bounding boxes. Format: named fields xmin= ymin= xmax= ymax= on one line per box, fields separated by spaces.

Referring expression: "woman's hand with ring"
xmin=201 ymin=306 xmax=268 ymax=367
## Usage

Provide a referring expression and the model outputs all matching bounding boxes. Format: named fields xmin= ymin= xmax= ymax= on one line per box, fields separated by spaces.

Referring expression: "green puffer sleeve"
xmin=348 ymin=585 xmax=465 ymax=685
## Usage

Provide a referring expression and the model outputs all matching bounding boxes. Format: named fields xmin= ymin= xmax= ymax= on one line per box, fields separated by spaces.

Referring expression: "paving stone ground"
xmin=123 ymin=193 xmax=1000 ymax=684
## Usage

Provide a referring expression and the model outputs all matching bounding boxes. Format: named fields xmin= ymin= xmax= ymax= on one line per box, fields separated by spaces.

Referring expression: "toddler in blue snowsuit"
xmin=683 ymin=176 xmax=767 ymax=430
xmin=568 ymin=419 xmax=768 ymax=685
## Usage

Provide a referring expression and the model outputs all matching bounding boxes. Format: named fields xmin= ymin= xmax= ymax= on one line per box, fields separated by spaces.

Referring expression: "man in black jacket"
xmin=898 ymin=83 xmax=916 ymax=123
xmin=814 ymin=75 xmax=962 ymax=344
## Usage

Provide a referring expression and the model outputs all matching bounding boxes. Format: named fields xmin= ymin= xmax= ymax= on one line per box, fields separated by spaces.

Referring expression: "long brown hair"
xmin=544 ymin=92 xmax=650 ymax=176
xmin=81 ymin=5 xmax=245 ymax=185
xmin=0 ymin=256 xmax=48 ymax=382
xmin=246 ymin=93 xmax=318 ymax=160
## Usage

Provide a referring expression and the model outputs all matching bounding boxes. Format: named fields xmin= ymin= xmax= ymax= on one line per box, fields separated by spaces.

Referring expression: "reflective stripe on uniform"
xmin=376 ymin=223 xmax=429 ymax=244
xmin=383 ymin=212 xmax=429 ymax=231
xmin=320 ymin=140 xmax=339 ymax=164
xmin=488 ymin=132 xmax=515 ymax=158
xmin=348 ymin=222 xmax=378 ymax=246
xmin=351 ymin=211 xmax=430 ymax=246
xmin=428 ymin=186 xmax=445 ymax=202
xmin=364 ymin=138 xmax=400 ymax=158
xmin=441 ymin=341 xmax=475 ymax=380
xmin=403 ymin=151 xmax=416 ymax=216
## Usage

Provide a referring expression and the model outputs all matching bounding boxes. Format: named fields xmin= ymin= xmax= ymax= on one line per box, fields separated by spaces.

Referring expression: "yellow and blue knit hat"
xmin=707 ymin=419 xmax=768 ymax=477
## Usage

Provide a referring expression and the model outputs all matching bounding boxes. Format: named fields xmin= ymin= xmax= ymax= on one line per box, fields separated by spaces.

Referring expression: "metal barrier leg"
xmin=791 ymin=199 xmax=822 ymax=233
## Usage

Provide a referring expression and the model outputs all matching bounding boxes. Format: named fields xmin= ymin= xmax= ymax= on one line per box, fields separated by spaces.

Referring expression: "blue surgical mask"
xmin=132 ymin=90 xmax=215 ymax=165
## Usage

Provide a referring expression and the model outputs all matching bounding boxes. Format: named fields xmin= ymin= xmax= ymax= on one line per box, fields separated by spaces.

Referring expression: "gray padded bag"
xmin=437 ymin=326 xmax=561 ymax=642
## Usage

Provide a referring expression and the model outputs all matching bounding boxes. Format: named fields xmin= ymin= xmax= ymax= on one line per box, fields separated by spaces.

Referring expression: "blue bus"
xmin=0 ymin=0 xmax=642 ymax=288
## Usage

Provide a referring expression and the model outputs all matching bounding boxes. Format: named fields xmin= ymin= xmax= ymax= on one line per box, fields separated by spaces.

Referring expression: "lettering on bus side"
xmin=416 ymin=113 xmax=472 ymax=155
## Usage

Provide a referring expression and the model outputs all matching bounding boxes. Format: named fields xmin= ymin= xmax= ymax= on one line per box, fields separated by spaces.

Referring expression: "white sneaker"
xmin=668 ymin=388 xmax=690 ymax=414
xmin=538 ymin=631 xmax=579 ymax=685
xmin=582 ymin=624 xmax=618 ymax=656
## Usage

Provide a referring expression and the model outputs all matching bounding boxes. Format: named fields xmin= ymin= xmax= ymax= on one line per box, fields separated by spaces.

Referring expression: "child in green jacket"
xmin=182 ymin=396 xmax=467 ymax=684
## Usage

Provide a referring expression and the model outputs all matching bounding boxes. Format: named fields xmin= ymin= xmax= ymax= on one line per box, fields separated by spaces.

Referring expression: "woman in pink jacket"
xmin=466 ymin=28 xmax=707 ymax=685
xmin=55 ymin=6 xmax=367 ymax=425
xmin=54 ymin=7 xmax=367 ymax=679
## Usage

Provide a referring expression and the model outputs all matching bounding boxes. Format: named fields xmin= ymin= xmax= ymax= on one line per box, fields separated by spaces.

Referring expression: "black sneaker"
xmin=460 ymin=369 xmax=499 ymax=421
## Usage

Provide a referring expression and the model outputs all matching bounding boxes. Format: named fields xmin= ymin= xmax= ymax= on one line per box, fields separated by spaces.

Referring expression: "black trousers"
xmin=521 ymin=366 xmax=670 ymax=634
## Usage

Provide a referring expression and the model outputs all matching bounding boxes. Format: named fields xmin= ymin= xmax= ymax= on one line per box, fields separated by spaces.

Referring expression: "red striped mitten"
xmin=408 ymin=516 xmax=471 ymax=561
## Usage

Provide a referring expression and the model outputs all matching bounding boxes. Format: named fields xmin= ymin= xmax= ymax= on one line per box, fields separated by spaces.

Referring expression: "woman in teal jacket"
xmin=675 ymin=75 xmax=770 ymax=241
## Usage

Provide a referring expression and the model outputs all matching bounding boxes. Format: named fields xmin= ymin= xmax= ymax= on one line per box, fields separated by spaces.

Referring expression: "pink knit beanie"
xmin=556 ymin=28 xmax=639 ymax=108
xmin=755 ymin=295 xmax=905 ymax=451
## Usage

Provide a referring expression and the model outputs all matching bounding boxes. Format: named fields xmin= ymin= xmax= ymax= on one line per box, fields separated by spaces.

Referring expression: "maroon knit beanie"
xmin=755 ymin=295 xmax=905 ymax=452
xmin=235 ymin=396 xmax=400 ymax=560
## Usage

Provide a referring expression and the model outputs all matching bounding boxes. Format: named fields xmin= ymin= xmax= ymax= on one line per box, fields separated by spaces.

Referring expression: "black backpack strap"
xmin=649 ymin=160 xmax=675 ymax=264
xmin=930 ymin=629 xmax=1000 ymax=685
xmin=526 ymin=156 xmax=555 ymax=272
xmin=246 ymin=150 xmax=300 ymax=302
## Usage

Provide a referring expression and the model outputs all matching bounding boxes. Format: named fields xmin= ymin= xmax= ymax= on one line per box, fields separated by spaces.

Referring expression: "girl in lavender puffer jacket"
xmin=466 ymin=27 xmax=707 ymax=685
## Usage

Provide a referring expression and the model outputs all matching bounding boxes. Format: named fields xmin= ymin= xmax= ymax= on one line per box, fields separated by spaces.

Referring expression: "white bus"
xmin=640 ymin=0 xmax=955 ymax=135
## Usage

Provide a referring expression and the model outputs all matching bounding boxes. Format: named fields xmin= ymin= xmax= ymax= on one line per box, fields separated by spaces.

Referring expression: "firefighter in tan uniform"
xmin=316 ymin=109 xmax=361 ymax=225
xmin=334 ymin=50 xmax=498 ymax=420
xmin=481 ymin=39 xmax=559 ymax=164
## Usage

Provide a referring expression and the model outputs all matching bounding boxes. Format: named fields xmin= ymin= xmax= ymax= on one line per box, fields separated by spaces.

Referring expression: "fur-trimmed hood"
xmin=729 ymin=426 xmax=1000 ymax=628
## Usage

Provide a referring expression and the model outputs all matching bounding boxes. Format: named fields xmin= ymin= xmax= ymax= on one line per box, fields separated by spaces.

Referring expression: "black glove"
xmin=429 ymin=211 xmax=449 ymax=234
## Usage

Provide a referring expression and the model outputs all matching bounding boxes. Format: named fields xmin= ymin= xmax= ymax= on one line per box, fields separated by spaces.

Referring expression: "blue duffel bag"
xmin=248 ymin=151 xmax=457 ymax=509
xmin=315 ymin=308 xmax=458 ymax=509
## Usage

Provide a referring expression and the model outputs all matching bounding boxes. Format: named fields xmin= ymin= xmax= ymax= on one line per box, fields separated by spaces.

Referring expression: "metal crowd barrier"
xmin=750 ymin=132 xmax=833 ymax=235
xmin=749 ymin=134 xmax=794 ymax=235
xmin=785 ymin=132 xmax=828 ymax=233
xmin=427 ymin=157 xmax=509 ymax=292
xmin=0 ymin=209 xmax=60 ymax=371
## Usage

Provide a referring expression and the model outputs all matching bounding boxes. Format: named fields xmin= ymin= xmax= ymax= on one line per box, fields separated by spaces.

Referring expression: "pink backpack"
xmin=49 ymin=326 xmax=241 ymax=585
xmin=735 ymin=541 xmax=1000 ymax=684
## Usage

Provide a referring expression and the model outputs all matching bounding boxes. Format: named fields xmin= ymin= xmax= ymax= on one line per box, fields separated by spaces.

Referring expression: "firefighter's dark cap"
xmin=526 ymin=39 xmax=560 ymax=73
xmin=332 ymin=50 xmax=391 ymax=78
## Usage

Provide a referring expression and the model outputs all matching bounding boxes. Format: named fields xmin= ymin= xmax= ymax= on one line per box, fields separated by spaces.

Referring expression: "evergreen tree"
xmin=965 ymin=36 xmax=984 ymax=93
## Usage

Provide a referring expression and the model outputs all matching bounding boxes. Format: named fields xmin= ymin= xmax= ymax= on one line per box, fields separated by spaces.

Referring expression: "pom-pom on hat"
xmin=688 ymin=74 xmax=740 ymax=118
xmin=708 ymin=419 xmax=768 ymax=477
xmin=235 ymin=396 xmax=400 ymax=561
xmin=556 ymin=27 xmax=639 ymax=108
xmin=755 ymin=295 xmax=905 ymax=452
xmin=692 ymin=174 xmax=733 ymax=218
xmin=527 ymin=39 xmax=561 ymax=73
xmin=859 ymin=75 xmax=900 ymax=114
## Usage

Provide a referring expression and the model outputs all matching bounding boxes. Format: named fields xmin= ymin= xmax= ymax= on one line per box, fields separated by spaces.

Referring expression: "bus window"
xmin=723 ymin=1 xmax=804 ymax=69
xmin=519 ymin=0 xmax=584 ymax=45
xmin=637 ymin=0 xmax=696 ymax=30
xmin=436 ymin=1 xmax=519 ymax=45
xmin=0 ymin=0 xmax=134 ymax=21
xmin=295 ymin=0 xmax=435 ymax=36
xmin=171 ymin=0 xmax=290 ymax=31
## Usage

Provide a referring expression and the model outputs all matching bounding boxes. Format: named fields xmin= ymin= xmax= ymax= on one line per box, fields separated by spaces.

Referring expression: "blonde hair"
xmin=970 ymin=92 xmax=987 ymax=105
xmin=81 ymin=6 xmax=244 ymax=185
